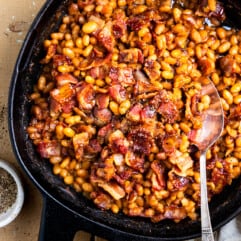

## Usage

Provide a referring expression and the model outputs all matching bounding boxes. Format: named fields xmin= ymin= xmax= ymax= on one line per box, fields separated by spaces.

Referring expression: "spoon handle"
xmin=200 ymin=151 xmax=215 ymax=241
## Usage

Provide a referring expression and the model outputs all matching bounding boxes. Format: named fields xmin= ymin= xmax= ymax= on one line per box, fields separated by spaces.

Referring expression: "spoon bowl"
xmin=190 ymin=79 xmax=224 ymax=241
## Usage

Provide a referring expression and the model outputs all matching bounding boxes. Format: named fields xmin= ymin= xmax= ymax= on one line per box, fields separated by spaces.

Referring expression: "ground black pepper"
xmin=0 ymin=168 xmax=17 ymax=213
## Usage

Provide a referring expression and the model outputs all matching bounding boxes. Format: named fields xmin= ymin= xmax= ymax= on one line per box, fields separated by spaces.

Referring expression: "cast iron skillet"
xmin=8 ymin=0 xmax=241 ymax=240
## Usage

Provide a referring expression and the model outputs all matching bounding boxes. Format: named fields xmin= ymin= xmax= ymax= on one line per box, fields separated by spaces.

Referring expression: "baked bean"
xmin=82 ymin=34 xmax=90 ymax=46
xmin=111 ymin=204 xmax=120 ymax=214
xmin=223 ymin=89 xmax=233 ymax=105
xmin=119 ymin=100 xmax=131 ymax=115
xmin=60 ymin=169 xmax=68 ymax=178
xmin=217 ymin=27 xmax=227 ymax=39
xmin=218 ymin=41 xmax=231 ymax=53
xmin=64 ymin=175 xmax=74 ymax=185
xmin=109 ymin=101 xmax=119 ymax=115
xmin=234 ymin=95 xmax=241 ymax=105
xmin=63 ymin=127 xmax=75 ymax=138
xmin=50 ymin=156 xmax=62 ymax=164
xmin=43 ymin=82 xmax=55 ymax=93
xmin=82 ymin=21 xmax=98 ymax=34
xmin=51 ymin=32 xmax=64 ymax=40
xmin=84 ymin=4 xmax=95 ymax=13
xmin=82 ymin=183 xmax=93 ymax=192
xmin=190 ymin=29 xmax=202 ymax=43
xmin=53 ymin=164 xmax=61 ymax=175
xmin=37 ymin=75 xmax=46 ymax=91
xmin=138 ymin=27 xmax=149 ymax=38
xmin=154 ymin=23 xmax=165 ymax=35
xmin=82 ymin=45 xmax=93 ymax=57
xmin=162 ymin=70 xmax=174 ymax=79
xmin=208 ymin=0 xmax=217 ymax=11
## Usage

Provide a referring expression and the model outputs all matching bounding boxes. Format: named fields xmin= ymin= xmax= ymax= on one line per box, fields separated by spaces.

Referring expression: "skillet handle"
xmin=38 ymin=196 xmax=79 ymax=241
xmin=37 ymin=195 xmax=159 ymax=241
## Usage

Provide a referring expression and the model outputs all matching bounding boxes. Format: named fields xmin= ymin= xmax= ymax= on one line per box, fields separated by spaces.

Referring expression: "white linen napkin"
xmin=187 ymin=215 xmax=241 ymax=241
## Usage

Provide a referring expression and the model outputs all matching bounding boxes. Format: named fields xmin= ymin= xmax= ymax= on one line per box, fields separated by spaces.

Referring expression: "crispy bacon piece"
xmin=109 ymin=67 xmax=119 ymax=83
xmin=41 ymin=44 xmax=57 ymax=63
xmin=98 ymin=182 xmax=125 ymax=200
xmin=118 ymin=68 xmax=135 ymax=87
xmin=151 ymin=160 xmax=166 ymax=191
xmin=84 ymin=139 xmax=102 ymax=154
xmin=96 ymin=94 xmax=110 ymax=109
xmin=112 ymin=9 xmax=127 ymax=39
xmin=113 ymin=22 xmax=126 ymax=39
xmin=97 ymin=123 xmax=113 ymax=143
xmin=110 ymin=137 xmax=130 ymax=154
xmin=94 ymin=158 xmax=116 ymax=181
xmin=50 ymin=84 xmax=76 ymax=114
xmin=169 ymin=150 xmax=193 ymax=176
xmin=73 ymin=132 xmax=89 ymax=160
xmin=108 ymin=84 xmax=127 ymax=103
xmin=127 ymin=16 xmax=147 ymax=31
xmin=77 ymin=83 xmax=95 ymax=110
xmin=89 ymin=66 xmax=108 ymax=79
xmin=52 ymin=54 xmax=72 ymax=68
xmin=208 ymin=1 xmax=226 ymax=21
xmin=108 ymin=130 xmax=129 ymax=154
xmin=140 ymin=105 xmax=156 ymax=120
xmin=128 ymin=127 xmax=152 ymax=155
xmin=185 ymin=92 xmax=202 ymax=125
xmin=151 ymin=205 xmax=187 ymax=223
xmin=205 ymin=158 xmax=230 ymax=194
xmin=94 ymin=107 xmax=112 ymax=126
xmin=150 ymin=90 xmax=168 ymax=109
xmin=114 ymin=167 xmax=134 ymax=185
xmin=161 ymin=135 xmax=177 ymax=153
xmin=168 ymin=170 xmax=190 ymax=191
xmin=157 ymin=101 xmax=179 ymax=124
xmin=109 ymin=67 xmax=135 ymax=87
xmin=144 ymin=59 xmax=161 ymax=81
xmin=37 ymin=140 xmax=61 ymax=158
xmin=97 ymin=21 xmax=115 ymax=52
xmin=126 ymin=103 xmax=143 ymax=122
xmin=149 ymin=90 xmax=179 ymax=123
xmin=134 ymin=70 xmax=160 ymax=95
xmin=119 ymin=48 xmax=144 ymax=64
xmin=78 ymin=53 xmax=112 ymax=71
xmin=125 ymin=151 xmax=145 ymax=172
xmin=164 ymin=206 xmax=187 ymax=220
xmin=219 ymin=55 xmax=235 ymax=76
xmin=91 ymin=192 xmax=112 ymax=210
xmin=151 ymin=206 xmax=187 ymax=223
xmin=229 ymin=103 xmax=241 ymax=120
xmin=55 ymin=73 xmax=79 ymax=86
xmin=127 ymin=9 xmax=161 ymax=31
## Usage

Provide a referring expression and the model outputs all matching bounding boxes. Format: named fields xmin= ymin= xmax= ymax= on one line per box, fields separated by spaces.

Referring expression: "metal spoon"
xmin=190 ymin=79 xmax=224 ymax=241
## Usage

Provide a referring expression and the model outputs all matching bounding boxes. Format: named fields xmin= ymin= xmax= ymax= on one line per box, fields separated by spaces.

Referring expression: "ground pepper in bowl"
xmin=0 ymin=167 xmax=17 ymax=214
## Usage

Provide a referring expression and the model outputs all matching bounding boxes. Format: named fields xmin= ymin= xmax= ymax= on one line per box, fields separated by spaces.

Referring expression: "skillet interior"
xmin=8 ymin=0 xmax=241 ymax=240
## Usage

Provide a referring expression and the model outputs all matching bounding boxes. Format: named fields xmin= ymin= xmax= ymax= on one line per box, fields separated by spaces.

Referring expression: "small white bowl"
xmin=0 ymin=159 xmax=24 ymax=228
